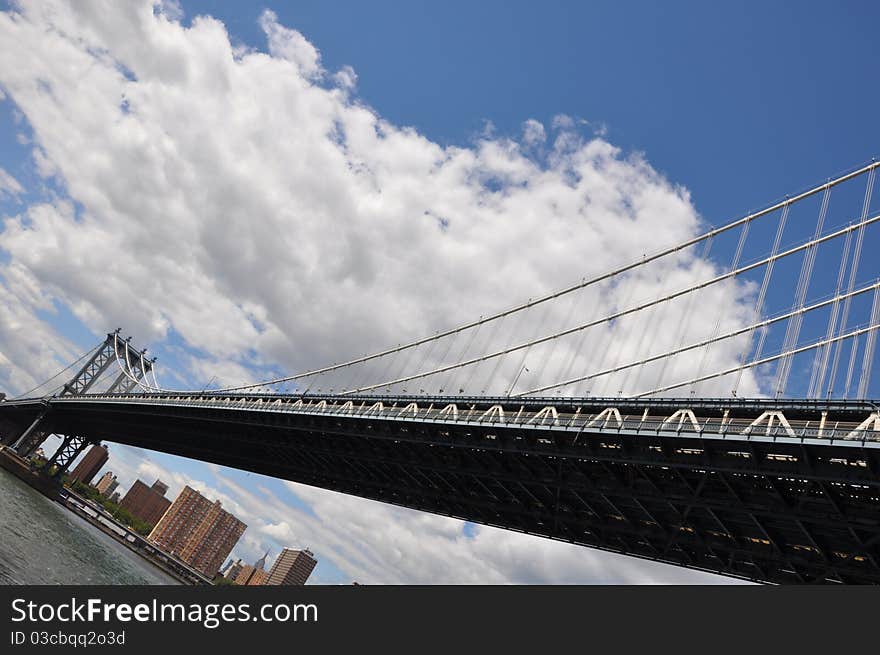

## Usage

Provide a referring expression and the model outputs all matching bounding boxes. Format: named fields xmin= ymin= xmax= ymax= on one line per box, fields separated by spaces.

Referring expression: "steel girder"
xmin=11 ymin=396 xmax=879 ymax=584
xmin=43 ymin=434 xmax=91 ymax=477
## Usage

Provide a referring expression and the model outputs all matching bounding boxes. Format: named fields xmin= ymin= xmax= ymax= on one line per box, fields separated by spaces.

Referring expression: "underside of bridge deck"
xmin=2 ymin=395 xmax=879 ymax=584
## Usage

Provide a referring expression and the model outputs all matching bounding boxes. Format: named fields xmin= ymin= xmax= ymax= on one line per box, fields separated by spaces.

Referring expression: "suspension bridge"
xmin=1 ymin=161 xmax=880 ymax=583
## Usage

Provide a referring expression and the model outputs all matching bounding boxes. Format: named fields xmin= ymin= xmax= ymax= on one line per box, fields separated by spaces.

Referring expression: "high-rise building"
xmin=244 ymin=568 xmax=270 ymax=585
xmin=95 ymin=471 xmax=118 ymax=496
xmin=68 ymin=444 xmax=109 ymax=486
xmin=95 ymin=471 xmax=113 ymax=489
xmin=266 ymin=548 xmax=317 ymax=585
xmin=234 ymin=564 xmax=270 ymax=585
xmin=108 ymin=491 xmax=120 ymax=504
xmin=148 ymin=485 xmax=247 ymax=578
xmin=253 ymin=550 xmax=269 ymax=571
xmin=119 ymin=479 xmax=172 ymax=527
xmin=221 ymin=558 xmax=243 ymax=580
xmin=234 ymin=550 xmax=271 ymax=586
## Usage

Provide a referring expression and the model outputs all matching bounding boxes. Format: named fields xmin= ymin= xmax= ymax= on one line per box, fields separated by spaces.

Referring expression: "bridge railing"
xmin=63 ymin=393 xmax=880 ymax=447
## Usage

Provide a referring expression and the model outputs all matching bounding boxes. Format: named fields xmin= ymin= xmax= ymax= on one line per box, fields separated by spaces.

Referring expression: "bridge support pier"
xmin=42 ymin=434 xmax=92 ymax=479
xmin=14 ymin=430 xmax=51 ymax=458
xmin=5 ymin=407 xmax=50 ymax=456
xmin=3 ymin=331 xmax=150 ymax=458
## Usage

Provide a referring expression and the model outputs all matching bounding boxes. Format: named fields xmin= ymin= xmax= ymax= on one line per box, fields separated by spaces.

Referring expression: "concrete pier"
xmin=0 ymin=445 xmax=61 ymax=498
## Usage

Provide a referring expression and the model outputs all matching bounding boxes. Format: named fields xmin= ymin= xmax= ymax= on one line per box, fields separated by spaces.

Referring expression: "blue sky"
xmin=182 ymin=0 xmax=880 ymax=221
xmin=2 ymin=0 xmax=878 ymax=388
xmin=0 ymin=1 xmax=878 ymax=584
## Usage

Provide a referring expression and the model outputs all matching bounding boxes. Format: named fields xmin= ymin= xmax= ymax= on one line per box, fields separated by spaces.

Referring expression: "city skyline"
xmin=84 ymin=465 xmax=316 ymax=583
xmin=83 ymin=454 xmax=326 ymax=584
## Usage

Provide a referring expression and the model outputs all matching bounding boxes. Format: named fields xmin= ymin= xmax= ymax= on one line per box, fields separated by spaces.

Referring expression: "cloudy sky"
xmin=0 ymin=1 xmax=877 ymax=583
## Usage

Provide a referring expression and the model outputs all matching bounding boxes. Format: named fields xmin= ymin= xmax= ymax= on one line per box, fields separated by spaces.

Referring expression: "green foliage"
xmin=214 ymin=576 xmax=237 ymax=586
xmin=68 ymin=480 xmax=154 ymax=536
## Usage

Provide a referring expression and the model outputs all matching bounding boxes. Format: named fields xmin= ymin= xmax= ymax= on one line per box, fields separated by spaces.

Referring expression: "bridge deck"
xmin=2 ymin=393 xmax=880 ymax=584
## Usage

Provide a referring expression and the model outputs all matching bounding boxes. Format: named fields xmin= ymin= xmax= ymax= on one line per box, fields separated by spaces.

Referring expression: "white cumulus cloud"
xmin=522 ymin=118 xmax=546 ymax=146
xmin=0 ymin=167 xmax=23 ymax=197
xmin=0 ymin=0 xmax=759 ymax=583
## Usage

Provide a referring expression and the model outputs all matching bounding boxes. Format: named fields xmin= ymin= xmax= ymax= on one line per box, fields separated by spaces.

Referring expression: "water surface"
xmin=0 ymin=467 xmax=179 ymax=584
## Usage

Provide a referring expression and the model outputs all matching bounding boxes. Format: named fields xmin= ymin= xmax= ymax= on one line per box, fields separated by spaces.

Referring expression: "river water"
xmin=0 ymin=467 xmax=179 ymax=585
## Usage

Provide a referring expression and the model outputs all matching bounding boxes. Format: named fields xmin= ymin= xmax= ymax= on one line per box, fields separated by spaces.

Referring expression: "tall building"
xmin=119 ymin=479 xmax=172 ymax=527
xmin=221 ymin=558 xmax=243 ymax=580
xmin=148 ymin=485 xmax=247 ymax=578
xmin=68 ymin=444 xmax=108 ymax=485
xmin=95 ymin=471 xmax=118 ymax=496
xmin=236 ymin=566 xmax=269 ymax=586
xmin=234 ymin=550 xmax=271 ymax=586
xmin=266 ymin=548 xmax=317 ymax=585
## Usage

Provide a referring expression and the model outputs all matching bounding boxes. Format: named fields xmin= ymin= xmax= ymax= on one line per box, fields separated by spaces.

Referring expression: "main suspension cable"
xmin=109 ymin=161 xmax=880 ymax=397
xmin=634 ymin=321 xmax=880 ymax=398
xmin=340 ymin=213 xmax=880 ymax=396
xmin=11 ymin=344 xmax=101 ymax=399
xmin=514 ymin=280 xmax=880 ymax=396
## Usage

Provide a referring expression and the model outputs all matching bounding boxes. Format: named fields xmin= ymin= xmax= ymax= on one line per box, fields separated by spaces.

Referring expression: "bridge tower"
xmin=3 ymin=330 xmax=152 ymax=478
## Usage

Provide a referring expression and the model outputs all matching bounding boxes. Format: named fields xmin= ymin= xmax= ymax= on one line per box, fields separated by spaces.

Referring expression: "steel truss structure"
xmin=43 ymin=433 xmax=90 ymax=477
xmin=2 ymin=392 xmax=879 ymax=583
xmin=1 ymin=331 xmax=154 ymax=472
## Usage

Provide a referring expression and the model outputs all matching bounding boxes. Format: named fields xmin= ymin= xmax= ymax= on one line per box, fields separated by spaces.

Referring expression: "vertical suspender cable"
xmin=857 ymin=286 xmax=880 ymax=398
xmin=581 ymin=280 xmax=621 ymax=397
xmin=614 ymin=276 xmax=672 ymax=396
xmin=348 ymin=350 xmax=378 ymax=393
xmin=652 ymin=237 xmax=714 ymax=395
xmin=374 ymin=343 xmax=406 ymax=391
xmin=463 ymin=314 xmax=506 ymax=393
xmin=843 ymin=334 xmax=860 ymax=399
xmin=620 ymin=302 xmax=661 ymax=394
xmin=826 ymin=168 xmax=876 ymax=397
xmin=482 ymin=305 xmax=530 ymax=394
xmin=392 ymin=339 xmax=425 ymax=392
xmin=811 ymin=228 xmax=853 ymax=396
xmin=732 ymin=202 xmax=790 ymax=395
xmin=429 ymin=328 xmax=462 ymax=394
xmin=692 ymin=220 xmax=751 ymax=395
xmin=774 ymin=187 xmax=831 ymax=397
xmin=496 ymin=300 xmax=550 ymax=396
xmin=536 ymin=283 xmax=585 ymax=389
xmin=450 ymin=321 xmax=484 ymax=393
xmin=558 ymin=282 xmax=606 ymax=386
xmin=630 ymin=264 xmax=681 ymax=394
xmin=598 ymin=271 xmax=646 ymax=396
xmin=474 ymin=311 xmax=512 ymax=395
xmin=411 ymin=334 xmax=442 ymax=390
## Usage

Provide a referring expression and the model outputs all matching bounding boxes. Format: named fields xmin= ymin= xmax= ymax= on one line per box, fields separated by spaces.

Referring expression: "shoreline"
xmin=59 ymin=492 xmax=208 ymax=586
xmin=0 ymin=445 xmax=209 ymax=586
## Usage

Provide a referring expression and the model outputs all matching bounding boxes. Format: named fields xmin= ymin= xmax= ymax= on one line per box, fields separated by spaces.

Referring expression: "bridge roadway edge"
xmin=2 ymin=394 xmax=880 ymax=584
